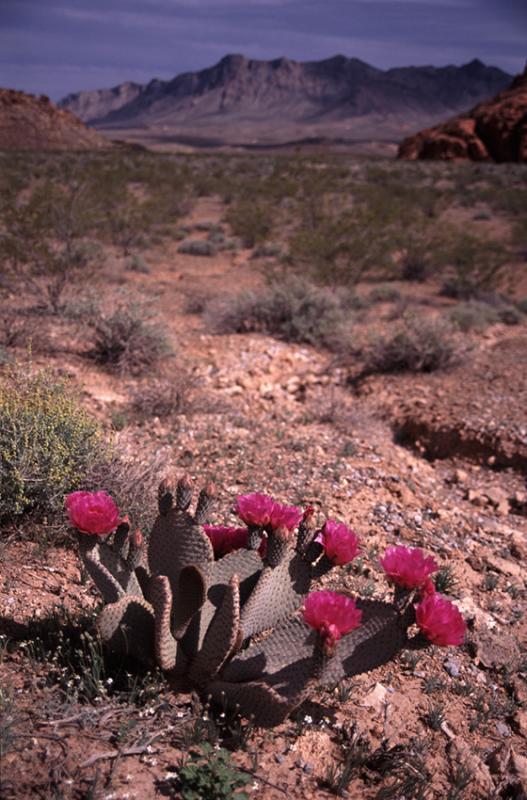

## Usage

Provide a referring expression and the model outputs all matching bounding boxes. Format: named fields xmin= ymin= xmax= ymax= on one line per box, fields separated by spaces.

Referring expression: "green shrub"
xmin=206 ymin=278 xmax=349 ymax=350
xmin=178 ymin=744 xmax=249 ymax=800
xmin=438 ymin=233 xmax=508 ymax=299
xmin=0 ymin=363 xmax=103 ymax=520
xmin=516 ymin=297 xmax=527 ymax=315
xmin=0 ymin=180 xmax=105 ymax=314
xmin=450 ymin=298 xmax=524 ymax=331
xmin=178 ymin=239 xmax=217 ymax=257
xmin=448 ymin=301 xmax=500 ymax=332
xmin=87 ymin=298 xmax=173 ymax=375
xmin=126 ymin=254 xmax=150 ymax=274
xmin=225 ymin=199 xmax=274 ymax=248
xmin=369 ymin=285 xmax=402 ymax=303
xmin=362 ymin=317 xmax=459 ymax=375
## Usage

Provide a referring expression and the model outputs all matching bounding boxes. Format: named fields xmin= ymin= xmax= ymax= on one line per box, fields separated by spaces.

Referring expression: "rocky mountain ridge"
xmin=58 ymin=54 xmax=512 ymax=145
xmin=0 ymin=89 xmax=110 ymax=151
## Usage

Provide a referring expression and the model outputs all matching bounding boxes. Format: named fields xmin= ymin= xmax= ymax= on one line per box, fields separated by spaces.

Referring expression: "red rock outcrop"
xmin=398 ymin=65 xmax=527 ymax=162
xmin=0 ymin=89 xmax=111 ymax=151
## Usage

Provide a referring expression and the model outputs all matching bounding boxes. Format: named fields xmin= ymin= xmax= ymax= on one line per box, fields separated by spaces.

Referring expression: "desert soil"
xmin=1 ymin=194 xmax=526 ymax=800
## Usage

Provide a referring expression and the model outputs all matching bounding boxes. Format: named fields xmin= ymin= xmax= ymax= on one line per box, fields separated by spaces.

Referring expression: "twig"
xmin=40 ymin=706 xmax=115 ymax=727
xmin=242 ymin=768 xmax=288 ymax=795
xmin=80 ymin=731 xmax=166 ymax=768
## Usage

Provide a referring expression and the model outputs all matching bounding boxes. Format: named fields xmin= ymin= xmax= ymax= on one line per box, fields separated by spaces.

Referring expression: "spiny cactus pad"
xmin=74 ymin=477 xmax=464 ymax=727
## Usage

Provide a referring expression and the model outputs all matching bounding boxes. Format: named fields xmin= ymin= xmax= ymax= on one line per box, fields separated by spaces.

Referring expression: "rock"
xmin=398 ymin=64 xmax=527 ymax=163
xmin=0 ymin=88 xmax=110 ymax=151
xmin=496 ymin=721 xmax=511 ymax=737
xmin=474 ymin=631 xmax=520 ymax=670
xmin=511 ymin=750 xmax=527 ymax=783
xmin=510 ymin=530 xmax=527 ymax=561
xmin=484 ymin=487 xmax=510 ymax=516
xmin=453 ymin=469 xmax=468 ymax=484
xmin=448 ymin=740 xmax=495 ymax=796
xmin=512 ymin=710 xmax=527 ymax=739
xmin=485 ymin=554 xmax=524 ymax=578
xmin=360 ymin=682 xmax=389 ymax=714
xmin=467 ymin=489 xmax=488 ymax=507
xmin=444 ymin=658 xmax=461 ymax=678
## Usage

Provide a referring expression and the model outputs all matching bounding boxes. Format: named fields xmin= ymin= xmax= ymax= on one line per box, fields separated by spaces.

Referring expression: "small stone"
xmin=512 ymin=710 xmax=527 ymax=738
xmin=485 ymin=486 xmax=508 ymax=507
xmin=274 ymin=754 xmax=284 ymax=764
xmin=496 ymin=721 xmax=511 ymax=737
xmin=444 ymin=658 xmax=461 ymax=678
xmin=467 ymin=489 xmax=488 ymax=507
xmin=454 ymin=469 xmax=468 ymax=484
xmin=303 ymin=763 xmax=314 ymax=774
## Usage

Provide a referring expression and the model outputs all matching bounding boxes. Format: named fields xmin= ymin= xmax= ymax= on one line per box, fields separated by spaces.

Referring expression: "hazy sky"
xmin=1 ymin=0 xmax=525 ymax=100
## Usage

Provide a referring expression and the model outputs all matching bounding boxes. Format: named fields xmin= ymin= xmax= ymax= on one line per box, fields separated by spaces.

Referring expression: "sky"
xmin=0 ymin=0 xmax=525 ymax=101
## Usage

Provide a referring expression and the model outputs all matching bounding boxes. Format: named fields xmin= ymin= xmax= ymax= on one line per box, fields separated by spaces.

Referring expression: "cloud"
xmin=0 ymin=0 xmax=524 ymax=99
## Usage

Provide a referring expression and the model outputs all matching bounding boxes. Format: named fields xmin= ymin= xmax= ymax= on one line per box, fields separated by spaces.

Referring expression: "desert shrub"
xmin=224 ymin=198 xmax=274 ymax=248
xmin=369 ymin=285 xmax=402 ymax=303
xmin=83 ymin=450 xmax=165 ymax=535
xmin=206 ymin=278 xmax=349 ymax=350
xmin=252 ymin=241 xmax=283 ymax=259
xmin=183 ymin=289 xmax=211 ymax=315
xmin=400 ymin=240 xmax=432 ymax=282
xmin=87 ymin=298 xmax=173 ymax=375
xmin=178 ymin=239 xmax=216 ymax=257
xmin=0 ymin=363 xmax=103 ymax=521
xmin=438 ymin=233 xmax=508 ymax=299
xmin=130 ymin=374 xmax=199 ymax=420
xmin=126 ymin=254 xmax=150 ymax=274
xmin=361 ymin=317 xmax=459 ymax=375
xmin=448 ymin=301 xmax=501 ymax=332
xmin=495 ymin=305 xmax=524 ymax=325
xmin=0 ymin=312 xmax=38 ymax=350
xmin=0 ymin=180 xmax=105 ymax=313
xmin=450 ymin=298 xmax=524 ymax=331
xmin=194 ymin=220 xmax=221 ymax=233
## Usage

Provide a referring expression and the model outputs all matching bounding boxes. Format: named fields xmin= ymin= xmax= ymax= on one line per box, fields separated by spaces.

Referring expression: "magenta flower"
xmin=415 ymin=594 xmax=466 ymax=646
xmin=269 ymin=502 xmax=303 ymax=532
xmin=235 ymin=493 xmax=275 ymax=527
xmin=303 ymin=590 xmax=362 ymax=651
xmin=203 ymin=525 xmax=248 ymax=558
xmin=66 ymin=491 xmax=121 ymax=536
xmin=380 ymin=546 xmax=439 ymax=590
xmin=315 ymin=520 xmax=360 ymax=566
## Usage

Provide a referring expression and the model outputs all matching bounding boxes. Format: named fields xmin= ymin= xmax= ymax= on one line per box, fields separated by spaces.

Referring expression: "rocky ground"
xmin=1 ymin=193 xmax=526 ymax=800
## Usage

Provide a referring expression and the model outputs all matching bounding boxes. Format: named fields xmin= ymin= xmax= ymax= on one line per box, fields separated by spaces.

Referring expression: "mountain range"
xmin=59 ymin=54 xmax=512 ymax=147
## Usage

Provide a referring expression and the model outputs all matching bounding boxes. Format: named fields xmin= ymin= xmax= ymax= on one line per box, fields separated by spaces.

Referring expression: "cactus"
xmin=74 ymin=477 xmax=464 ymax=727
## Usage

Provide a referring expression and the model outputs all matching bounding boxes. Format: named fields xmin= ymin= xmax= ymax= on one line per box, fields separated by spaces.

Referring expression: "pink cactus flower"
xmin=315 ymin=520 xmax=360 ymax=565
xmin=269 ymin=502 xmax=303 ymax=532
xmin=235 ymin=493 xmax=275 ymax=527
xmin=203 ymin=525 xmax=248 ymax=558
xmin=415 ymin=594 xmax=466 ymax=646
xmin=65 ymin=491 xmax=121 ymax=536
xmin=380 ymin=546 xmax=439 ymax=590
xmin=421 ymin=578 xmax=436 ymax=597
xmin=303 ymin=590 xmax=362 ymax=651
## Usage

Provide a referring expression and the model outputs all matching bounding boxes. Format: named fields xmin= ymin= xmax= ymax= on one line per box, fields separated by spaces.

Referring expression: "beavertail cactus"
xmin=69 ymin=481 xmax=466 ymax=727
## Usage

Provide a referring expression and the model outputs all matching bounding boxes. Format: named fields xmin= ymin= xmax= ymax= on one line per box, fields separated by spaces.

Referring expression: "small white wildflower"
xmin=164 ymin=772 xmax=178 ymax=780
xmin=303 ymin=715 xmax=313 ymax=724
xmin=106 ymin=677 xmax=113 ymax=685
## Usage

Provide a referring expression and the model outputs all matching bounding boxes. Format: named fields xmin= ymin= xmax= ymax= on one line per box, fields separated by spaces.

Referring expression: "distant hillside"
xmin=0 ymin=89 xmax=110 ymax=151
xmin=58 ymin=54 xmax=512 ymax=146
xmin=398 ymin=64 xmax=527 ymax=162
